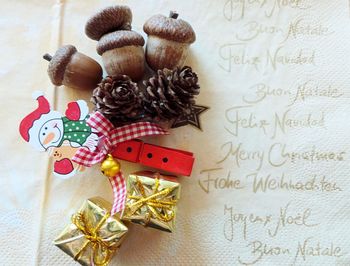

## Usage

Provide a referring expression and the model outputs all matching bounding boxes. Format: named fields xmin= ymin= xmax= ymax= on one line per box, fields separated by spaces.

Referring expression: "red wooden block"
xmin=111 ymin=139 xmax=142 ymax=163
xmin=139 ymin=143 xmax=194 ymax=176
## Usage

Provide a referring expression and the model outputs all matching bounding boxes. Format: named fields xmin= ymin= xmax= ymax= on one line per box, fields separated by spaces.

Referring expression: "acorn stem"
xmin=43 ymin=53 xmax=52 ymax=61
xmin=169 ymin=11 xmax=179 ymax=19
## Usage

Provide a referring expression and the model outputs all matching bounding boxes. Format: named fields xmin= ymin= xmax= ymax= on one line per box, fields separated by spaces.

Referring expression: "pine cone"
xmin=92 ymin=75 xmax=143 ymax=126
xmin=142 ymin=66 xmax=200 ymax=120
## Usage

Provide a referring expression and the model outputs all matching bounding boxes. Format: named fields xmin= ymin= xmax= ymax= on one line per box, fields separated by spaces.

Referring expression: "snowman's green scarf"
xmin=58 ymin=116 xmax=92 ymax=146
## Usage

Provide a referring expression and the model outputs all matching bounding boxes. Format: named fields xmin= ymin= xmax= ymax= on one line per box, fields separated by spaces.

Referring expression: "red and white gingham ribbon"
xmin=108 ymin=173 xmax=126 ymax=216
xmin=72 ymin=111 xmax=168 ymax=215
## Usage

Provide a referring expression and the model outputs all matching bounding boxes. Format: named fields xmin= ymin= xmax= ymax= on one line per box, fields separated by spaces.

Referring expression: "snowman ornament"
xmin=19 ymin=91 xmax=99 ymax=178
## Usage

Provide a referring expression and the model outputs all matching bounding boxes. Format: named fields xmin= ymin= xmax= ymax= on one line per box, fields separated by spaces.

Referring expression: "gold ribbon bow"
xmin=126 ymin=177 xmax=177 ymax=223
xmin=72 ymin=212 xmax=117 ymax=266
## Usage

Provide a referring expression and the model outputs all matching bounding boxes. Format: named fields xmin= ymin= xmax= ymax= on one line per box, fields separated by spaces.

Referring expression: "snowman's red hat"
xmin=19 ymin=91 xmax=61 ymax=151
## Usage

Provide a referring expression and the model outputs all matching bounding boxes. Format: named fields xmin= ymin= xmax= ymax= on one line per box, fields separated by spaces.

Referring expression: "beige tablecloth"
xmin=1 ymin=0 xmax=350 ymax=265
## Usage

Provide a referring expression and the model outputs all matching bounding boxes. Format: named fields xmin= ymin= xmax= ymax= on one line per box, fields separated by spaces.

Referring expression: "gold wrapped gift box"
xmin=54 ymin=197 xmax=128 ymax=266
xmin=123 ymin=171 xmax=181 ymax=233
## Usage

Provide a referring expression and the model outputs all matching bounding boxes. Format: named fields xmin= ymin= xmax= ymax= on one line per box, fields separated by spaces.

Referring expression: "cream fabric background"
xmin=1 ymin=0 xmax=350 ymax=265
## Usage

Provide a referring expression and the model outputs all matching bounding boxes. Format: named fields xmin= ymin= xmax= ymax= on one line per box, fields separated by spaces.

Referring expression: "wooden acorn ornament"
xmin=85 ymin=5 xmax=145 ymax=81
xmin=143 ymin=11 xmax=196 ymax=71
xmin=85 ymin=5 xmax=132 ymax=41
xmin=97 ymin=31 xmax=145 ymax=81
xmin=43 ymin=45 xmax=103 ymax=90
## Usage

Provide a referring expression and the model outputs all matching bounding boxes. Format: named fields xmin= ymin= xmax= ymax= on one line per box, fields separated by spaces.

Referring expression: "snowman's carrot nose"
xmin=43 ymin=132 xmax=55 ymax=145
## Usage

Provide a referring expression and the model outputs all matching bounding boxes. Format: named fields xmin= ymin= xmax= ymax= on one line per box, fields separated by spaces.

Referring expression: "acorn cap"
xmin=46 ymin=45 xmax=77 ymax=86
xmin=96 ymin=30 xmax=145 ymax=55
xmin=143 ymin=11 xmax=196 ymax=44
xmin=85 ymin=5 xmax=132 ymax=41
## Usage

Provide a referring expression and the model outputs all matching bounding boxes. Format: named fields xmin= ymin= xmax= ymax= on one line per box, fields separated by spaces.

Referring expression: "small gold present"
xmin=122 ymin=171 xmax=181 ymax=233
xmin=54 ymin=197 xmax=128 ymax=266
